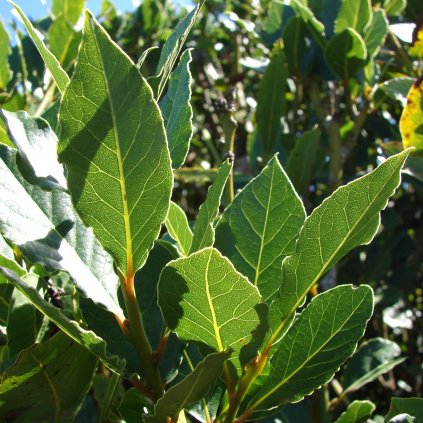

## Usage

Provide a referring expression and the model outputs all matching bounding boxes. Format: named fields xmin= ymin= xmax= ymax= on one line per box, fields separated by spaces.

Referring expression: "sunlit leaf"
xmin=52 ymin=0 xmax=85 ymax=24
xmin=334 ymin=400 xmax=376 ymax=423
xmin=335 ymin=0 xmax=372 ymax=35
xmin=0 ymin=19 xmax=11 ymax=90
xmin=165 ymin=201 xmax=193 ymax=256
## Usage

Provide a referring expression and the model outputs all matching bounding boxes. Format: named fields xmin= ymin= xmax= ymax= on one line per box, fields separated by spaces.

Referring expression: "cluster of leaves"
xmin=0 ymin=0 xmax=422 ymax=422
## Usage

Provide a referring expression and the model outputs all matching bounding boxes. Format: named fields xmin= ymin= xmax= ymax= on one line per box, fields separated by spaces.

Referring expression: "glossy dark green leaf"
xmin=386 ymin=398 xmax=423 ymax=422
xmin=335 ymin=400 xmax=376 ymax=423
xmin=159 ymin=247 xmax=265 ymax=372
xmin=364 ymin=10 xmax=388 ymax=59
xmin=249 ymin=285 xmax=373 ymax=411
xmin=160 ymin=49 xmax=193 ymax=168
xmin=9 ymin=0 xmax=70 ymax=94
xmin=144 ymin=351 xmax=230 ymax=423
xmin=325 ymin=29 xmax=367 ymax=79
xmin=215 ymin=156 xmax=305 ymax=301
xmin=342 ymin=338 xmax=405 ymax=394
xmin=334 ymin=0 xmax=372 ymax=34
xmin=52 ymin=0 xmax=85 ymax=24
xmin=276 ymin=150 xmax=410 ymax=341
xmin=282 ymin=16 xmax=307 ymax=75
xmin=383 ymin=0 xmax=407 ymax=16
xmin=58 ymin=11 xmax=172 ymax=277
xmin=0 ymin=145 xmax=122 ymax=317
xmin=0 ymin=19 xmax=11 ymax=90
xmin=165 ymin=201 xmax=193 ymax=256
xmin=190 ymin=160 xmax=232 ymax=253
xmin=285 ymin=128 xmax=321 ymax=194
xmin=0 ymin=331 xmax=96 ymax=422
xmin=0 ymin=268 xmax=125 ymax=373
xmin=256 ymin=45 xmax=287 ymax=161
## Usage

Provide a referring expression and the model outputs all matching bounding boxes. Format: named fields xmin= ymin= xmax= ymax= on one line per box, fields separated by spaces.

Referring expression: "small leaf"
xmin=58 ymin=11 xmax=173 ymax=277
xmin=0 ymin=331 xmax=97 ymax=421
xmin=149 ymin=2 xmax=203 ymax=98
xmin=400 ymin=77 xmax=423 ymax=150
xmin=249 ymin=285 xmax=373 ymax=411
xmin=1 ymin=109 xmax=67 ymax=189
xmin=256 ymin=44 xmax=287 ymax=161
xmin=335 ymin=400 xmax=376 ymax=423
xmin=335 ymin=0 xmax=372 ymax=35
xmin=144 ymin=351 xmax=230 ymax=423
xmin=0 ymin=19 xmax=12 ymax=90
xmin=386 ymin=398 xmax=423 ymax=422
xmin=8 ymin=0 xmax=70 ymax=94
xmin=215 ymin=156 xmax=305 ymax=301
xmin=52 ymin=0 xmax=85 ymax=24
xmin=160 ymin=49 xmax=193 ymax=168
xmin=165 ymin=201 xmax=193 ymax=256
xmin=364 ymin=10 xmax=388 ymax=59
xmin=0 ymin=268 xmax=125 ymax=373
xmin=276 ymin=150 xmax=410 ymax=338
xmin=342 ymin=338 xmax=405 ymax=394
xmin=158 ymin=247 xmax=266 ymax=372
xmin=190 ymin=160 xmax=232 ymax=253
xmin=285 ymin=128 xmax=321 ymax=194
xmin=325 ymin=29 xmax=367 ymax=80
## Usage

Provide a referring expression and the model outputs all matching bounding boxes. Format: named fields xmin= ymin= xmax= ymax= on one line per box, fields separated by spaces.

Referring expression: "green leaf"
xmin=282 ymin=16 xmax=307 ymax=75
xmin=0 ymin=331 xmax=96 ymax=422
xmin=189 ymin=160 xmax=232 ymax=253
xmin=335 ymin=400 xmax=376 ymax=423
xmin=400 ymin=78 xmax=423 ymax=151
xmin=383 ymin=0 xmax=406 ymax=16
xmin=0 ymin=268 xmax=125 ymax=373
xmin=165 ymin=201 xmax=193 ymax=256
xmin=0 ymin=19 xmax=12 ymax=90
xmin=158 ymin=247 xmax=266 ymax=372
xmin=215 ymin=156 xmax=305 ymax=301
xmin=256 ymin=44 xmax=287 ymax=161
xmin=0 ymin=144 xmax=122 ymax=317
xmin=379 ymin=77 xmax=415 ymax=105
xmin=160 ymin=49 xmax=193 ymax=168
xmin=285 ymin=128 xmax=321 ymax=194
xmin=342 ymin=338 xmax=405 ymax=394
xmin=0 ymin=109 xmax=66 ymax=189
xmin=8 ymin=0 xmax=70 ymax=94
xmin=276 ymin=150 xmax=410 ymax=339
xmin=249 ymin=285 xmax=373 ymax=411
xmin=58 ymin=11 xmax=173 ymax=277
xmin=145 ymin=351 xmax=230 ymax=423
xmin=334 ymin=0 xmax=372 ymax=34
xmin=364 ymin=10 xmax=388 ymax=59
xmin=52 ymin=0 xmax=85 ymax=24
xmin=325 ymin=28 xmax=367 ymax=80
xmin=386 ymin=398 xmax=423 ymax=422
xmin=149 ymin=2 xmax=203 ymax=98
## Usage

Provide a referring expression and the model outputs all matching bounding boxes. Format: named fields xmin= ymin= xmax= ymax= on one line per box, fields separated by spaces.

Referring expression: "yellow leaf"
xmin=410 ymin=27 xmax=423 ymax=58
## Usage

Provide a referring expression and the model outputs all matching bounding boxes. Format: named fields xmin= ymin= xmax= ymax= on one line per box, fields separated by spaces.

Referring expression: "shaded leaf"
xmin=159 ymin=247 xmax=266 ymax=372
xmin=144 ymin=351 xmax=230 ymax=423
xmin=383 ymin=0 xmax=406 ymax=16
xmin=190 ymin=160 xmax=232 ymax=253
xmin=282 ymin=16 xmax=307 ymax=75
xmin=160 ymin=49 xmax=193 ymax=168
xmin=52 ymin=0 xmax=85 ymax=24
xmin=335 ymin=0 xmax=372 ymax=35
xmin=249 ymin=285 xmax=373 ymax=411
xmin=379 ymin=77 xmax=416 ymax=106
xmin=165 ymin=201 xmax=193 ymax=256
xmin=9 ymin=0 xmax=70 ymax=94
xmin=58 ymin=11 xmax=172 ymax=276
xmin=335 ymin=400 xmax=376 ymax=423
xmin=215 ymin=156 xmax=305 ymax=301
xmin=386 ymin=398 xmax=423 ymax=422
xmin=0 ymin=19 xmax=11 ymax=90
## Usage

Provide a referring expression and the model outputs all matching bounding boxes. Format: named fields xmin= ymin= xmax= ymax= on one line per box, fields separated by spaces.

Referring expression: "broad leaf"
xmin=276 ymin=150 xmax=409 ymax=339
xmin=364 ymin=10 xmax=388 ymax=59
xmin=325 ymin=29 xmax=367 ymax=80
xmin=342 ymin=338 xmax=404 ymax=394
xmin=0 ymin=109 xmax=67 ymax=189
xmin=335 ymin=400 xmax=376 ymax=423
xmin=334 ymin=0 xmax=372 ymax=34
xmin=383 ymin=0 xmax=406 ymax=16
xmin=215 ymin=156 xmax=305 ymax=301
xmin=160 ymin=49 xmax=193 ymax=168
xmin=282 ymin=16 xmax=307 ymax=75
xmin=249 ymin=285 xmax=373 ymax=411
xmin=386 ymin=398 xmax=423 ymax=422
xmin=0 ymin=19 xmax=11 ymax=90
xmin=58 ymin=11 xmax=173 ymax=277
xmin=52 ymin=0 xmax=85 ymax=24
xmin=165 ymin=201 xmax=193 ymax=256
xmin=9 ymin=0 xmax=70 ymax=94
xmin=379 ymin=77 xmax=415 ymax=106
xmin=145 ymin=351 xmax=230 ymax=423
xmin=0 ymin=331 xmax=96 ymax=421
xmin=190 ymin=160 xmax=232 ymax=253
xmin=0 ymin=144 xmax=122 ymax=317
xmin=149 ymin=2 xmax=203 ymax=98
xmin=400 ymin=78 xmax=423 ymax=150
xmin=285 ymin=128 xmax=321 ymax=194
xmin=0 ymin=268 xmax=125 ymax=373
xmin=159 ymin=247 xmax=266 ymax=372
xmin=256 ymin=45 xmax=287 ymax=161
